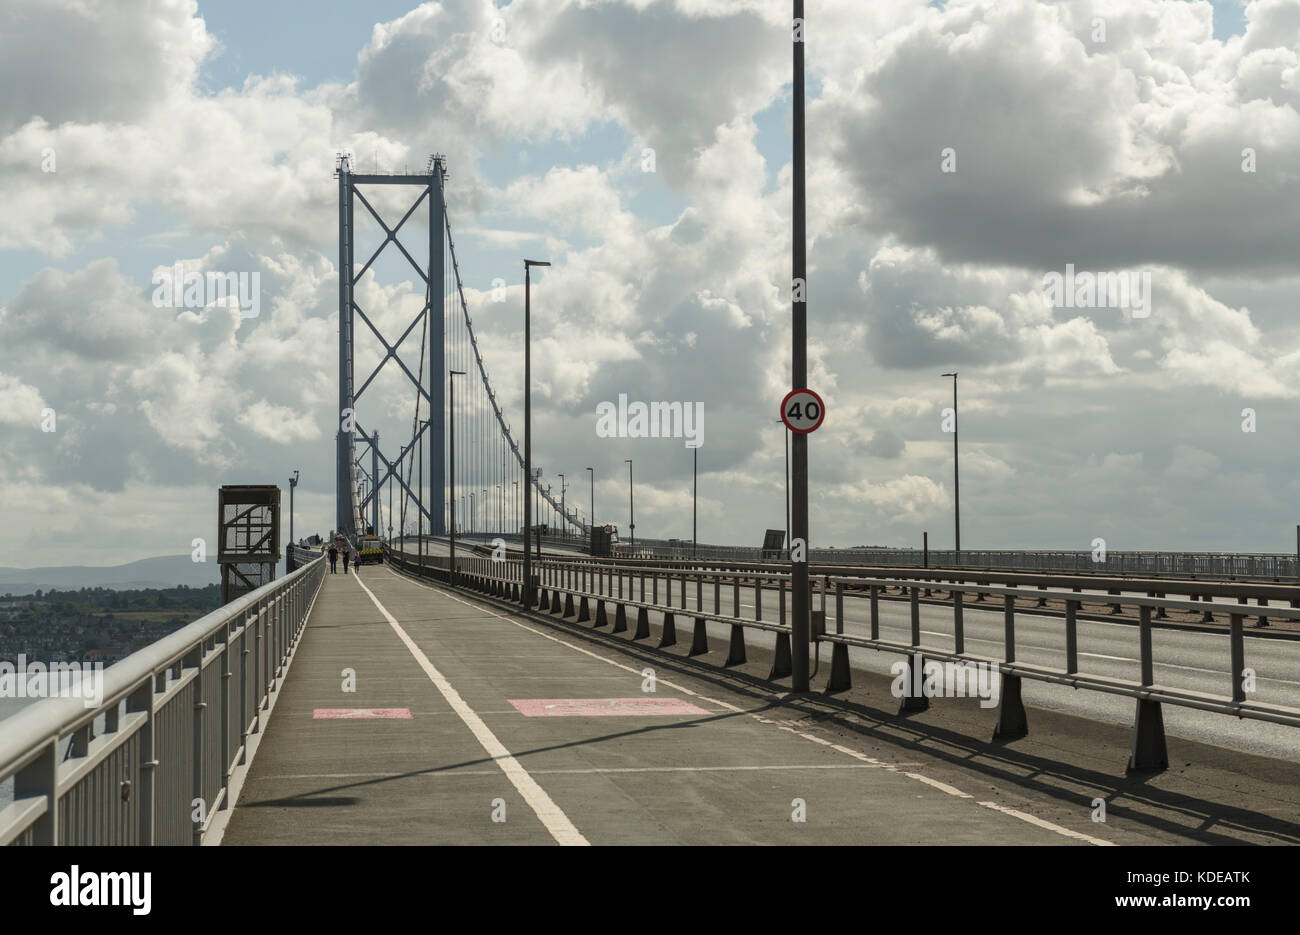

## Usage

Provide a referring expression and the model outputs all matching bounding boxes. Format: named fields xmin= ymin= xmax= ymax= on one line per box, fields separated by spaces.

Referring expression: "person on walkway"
xmin=328 ymin=543 xmax=338 ymax=573
xmin=342 ymin=546 xmax=351 ymax=574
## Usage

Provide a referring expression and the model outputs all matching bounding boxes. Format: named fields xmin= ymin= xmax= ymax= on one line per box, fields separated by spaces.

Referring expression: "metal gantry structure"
xmin=335 ymin=154 xmax=587 ymax=548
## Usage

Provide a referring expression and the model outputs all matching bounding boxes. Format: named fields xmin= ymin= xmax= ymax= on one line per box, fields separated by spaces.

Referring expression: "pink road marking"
xmin=509 ymin=698 xmax=711 ymax=717
xmin=312 ymin=708 xmax=413 ymax=719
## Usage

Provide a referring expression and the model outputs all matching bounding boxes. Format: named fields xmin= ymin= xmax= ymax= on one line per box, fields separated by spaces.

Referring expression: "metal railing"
xmin=0 ymin=555 xmax=325 ymax=845
xmin=819 ymin=576 xmax=1300 ymax=763
xmin=574 ymin=540 xmax=1300 ymax=581
xmin=387 ymin=546 xmax=1300 ymax=769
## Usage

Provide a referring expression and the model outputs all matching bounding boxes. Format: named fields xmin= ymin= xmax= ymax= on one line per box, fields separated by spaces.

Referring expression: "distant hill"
xmin=0 ymin=554 xmax=237 ymax=596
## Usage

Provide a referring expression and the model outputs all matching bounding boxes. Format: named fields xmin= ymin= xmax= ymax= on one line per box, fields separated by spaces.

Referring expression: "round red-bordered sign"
xmin=780 ymin=387 xmax=825 ymax=434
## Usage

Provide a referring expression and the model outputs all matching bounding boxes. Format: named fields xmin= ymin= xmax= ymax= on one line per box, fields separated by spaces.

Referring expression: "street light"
xmin=625 ymin=459 xmax=635 ymax=554
xmin=523 ymin=259 xmax=549 ymax=608
xmin=558 ymin=473 xmax=566 ymax=538
xmin=942 ymin=371 xmax=960 ymax=561
xmin=288 ymin=470 xmax=299 ymax=545
xmin=534 ymin=468 xmax=543 ymax=558
xmin=790 ymin=0 xmax=811 ymax=691
xmin=449 ymin=370 xmax=465 ymax=584
xmin=586 ymin=467 xmax=595 ymax=544
xmin=692 ymin=448 xmax=698 ymax=558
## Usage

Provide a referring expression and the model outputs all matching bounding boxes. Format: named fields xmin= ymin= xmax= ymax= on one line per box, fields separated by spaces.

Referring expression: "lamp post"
xmin=586 ymin=467 xmax=594 ymax=543
xmin=534 ymin=468 xmax=543 ymax=558
xmin=558 ymin=473 xmax=567 ymax=538
xmin=692 ymin=448 xmax=698 ymax=558
xmin=523 ymin=259 xmax=549 ymax=607
xmin=789 ymin=0 xmax=811 ymax=691
xmin=512 ymin=480 xmax=519 ymax=538
xmin=625 ymin=459 xmax=635 ymax=553
xmin=942 ymin=371 xmax=960 ymax=561
xmin=449 ymin=370 xmax=465 ymax=584
xmin=418 ymin=416 xmax=424 ymax=568
xmin=288 ymin=470 xmax=299 ymax=545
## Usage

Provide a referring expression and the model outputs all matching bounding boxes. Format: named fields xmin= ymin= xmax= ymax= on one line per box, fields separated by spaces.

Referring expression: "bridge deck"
xmin=221 ymin=566 xmax=1106 ymax=845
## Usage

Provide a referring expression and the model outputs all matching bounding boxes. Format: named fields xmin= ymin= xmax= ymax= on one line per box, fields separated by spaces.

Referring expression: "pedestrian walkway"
xmin=221 ymin=567 xmax=1105 ymax=845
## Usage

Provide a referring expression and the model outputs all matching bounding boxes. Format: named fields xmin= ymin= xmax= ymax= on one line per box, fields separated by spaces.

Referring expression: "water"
xmin=0 ymin=697 xmax=42 ymax=811
xmin=0 ymin=697 xmax=83 ymax=813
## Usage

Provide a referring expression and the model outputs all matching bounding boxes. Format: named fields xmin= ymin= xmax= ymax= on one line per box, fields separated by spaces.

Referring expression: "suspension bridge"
xmin=2 ymin=156 xmax=1300 ymax=850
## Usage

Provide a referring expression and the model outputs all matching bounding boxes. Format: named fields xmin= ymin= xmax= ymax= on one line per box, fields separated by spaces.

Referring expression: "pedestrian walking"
xmin=328 ymin=543 xmax=338 ymax=573
xmin=342 ymin=546 xmax=351 ymax=574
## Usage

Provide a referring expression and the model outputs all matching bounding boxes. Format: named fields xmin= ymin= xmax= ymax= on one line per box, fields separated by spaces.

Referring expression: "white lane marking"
xmin=351 ymin=573 xmax=588 ymax=846
xmin=977 ymin=801 xmax=1115 ymax=846
xmin=903 ymin=773 xmax=972 ymax=798
xmin=383 ymin=568 xmax=1114 ymax=846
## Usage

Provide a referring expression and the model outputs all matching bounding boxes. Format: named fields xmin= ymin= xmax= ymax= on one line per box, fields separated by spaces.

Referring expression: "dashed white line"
xmin=977 ymin=801 xmax=1115 ymax=846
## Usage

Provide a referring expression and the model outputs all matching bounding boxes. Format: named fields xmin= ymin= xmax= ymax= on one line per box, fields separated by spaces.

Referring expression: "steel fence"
xmin=0 ymin=555 xmax=325 ymax=845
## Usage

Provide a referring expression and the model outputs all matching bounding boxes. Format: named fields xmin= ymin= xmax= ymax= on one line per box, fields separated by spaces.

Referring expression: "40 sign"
xmin=780 ymin=388 xmax=825 ymax=434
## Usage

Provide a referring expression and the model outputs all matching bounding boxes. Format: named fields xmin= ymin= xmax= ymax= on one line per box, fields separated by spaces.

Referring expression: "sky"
xmin=2 ymin=0 xmax=1299 ymax=568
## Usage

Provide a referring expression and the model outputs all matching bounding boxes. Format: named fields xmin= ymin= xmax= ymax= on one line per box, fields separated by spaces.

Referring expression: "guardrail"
xmin=387 ymin=546 xmax=1300 ymax=770
xmin=0 ymin=555 xmax=326 ymax=845
xmin=452 ymin=543 xmax=1300 ymax=625
xmin=579 ymin=540 xmax=1300 ymax=581
xmin=446 ymin=534 xmax=1300 ymax=584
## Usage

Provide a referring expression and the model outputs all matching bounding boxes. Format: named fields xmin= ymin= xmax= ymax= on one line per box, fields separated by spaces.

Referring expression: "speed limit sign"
xmin=780 ymin=388 xmax=825 ymax=434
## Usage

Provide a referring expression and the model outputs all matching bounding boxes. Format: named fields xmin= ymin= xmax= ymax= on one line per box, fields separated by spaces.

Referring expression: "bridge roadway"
xmin=221 ymin=564 xmax=1126 ymax=845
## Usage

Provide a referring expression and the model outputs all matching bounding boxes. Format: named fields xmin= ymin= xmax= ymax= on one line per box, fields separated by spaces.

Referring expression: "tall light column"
xmin=522 ymin=259 xmax=549 ymax=607
xmin=942 ymin=371 xmax=960 ymax=561
xmin=449 ymin=369 xmax=465 ymax=584
xmin=625 ymin=459 xmax=635 ymax=554
xmin=790 ymin=0 xmax=811 ymax=691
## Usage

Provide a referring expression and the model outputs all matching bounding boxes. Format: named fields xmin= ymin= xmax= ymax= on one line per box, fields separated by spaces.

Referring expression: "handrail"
xmin=0 ymin=555 xmax=326 ymax=846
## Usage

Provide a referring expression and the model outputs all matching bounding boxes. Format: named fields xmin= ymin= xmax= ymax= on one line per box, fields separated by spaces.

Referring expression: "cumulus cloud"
xmin=4 ymin=0 xmax=1300 ymax=564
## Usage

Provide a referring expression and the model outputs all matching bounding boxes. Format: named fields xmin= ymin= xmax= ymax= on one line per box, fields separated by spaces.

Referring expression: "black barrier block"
xmin=689 ymin=618 xmax=708 ymax=656
xmin=769 ymin=632 xmax=792 ymax=680
xmin=658 ymin=612 xmax=677 ymax=648
xmin=992 ymin=673 xmax=1029 ymax=740
xmin=898 ymin=654 xmax=930 ymax=714
xmin=725 ymin=625 xmax=747 ymax=666
xmin=633 ymin=606 xmax=651 ymax=640
xmin=825 ymin=642 xmax=851 ymax=693
xmin=1128 ymin=699 xmax=1168 ymax=771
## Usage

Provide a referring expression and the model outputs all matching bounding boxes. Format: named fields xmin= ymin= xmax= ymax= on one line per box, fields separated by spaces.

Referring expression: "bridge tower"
xmin=335 ymin=154 xmax=446 ymax=540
